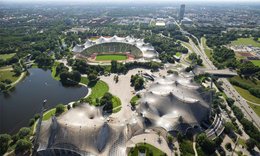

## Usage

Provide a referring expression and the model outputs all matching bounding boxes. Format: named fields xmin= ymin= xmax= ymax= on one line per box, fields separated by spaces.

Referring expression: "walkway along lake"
xmin=0 ymin=68 xmax=88 ymax=134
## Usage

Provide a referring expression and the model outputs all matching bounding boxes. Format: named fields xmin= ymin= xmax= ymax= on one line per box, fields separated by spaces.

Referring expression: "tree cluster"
xmin=130 ymin=74 xmax=144 ymax=90
xmin=60 ymin=71 xmax=81 ymax=86
xmin=212 ymin=46 xmax=236 ymax=69
xmin=188 ymin=53 xmax=203 ymax=66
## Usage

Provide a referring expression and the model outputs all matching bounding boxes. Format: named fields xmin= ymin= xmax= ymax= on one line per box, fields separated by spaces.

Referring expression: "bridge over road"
xmin=194 ymin=68 xmax=238 ymax=77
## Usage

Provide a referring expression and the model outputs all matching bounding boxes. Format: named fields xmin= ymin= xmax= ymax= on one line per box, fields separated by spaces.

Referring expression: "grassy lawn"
xmin=179 ymin=139 xmax=195 ymax=156
xmin=51 ymin=62 xmax=60 ymax=80
xmin=128 ymin=143 xmax=165 ymax=156
xmin=95 ymin=54 xmax=127 ymax=61
xmin=248 ymin=102 xmax=260 ymax=117
xmin=231 ymin=76 xmax=260 ymax=87
xmin=42 ymin=109 xmax=56 ymax=121
xmin=0 ymin=69 xmax=19 ymax=82
xmin=201 ymin=37 xmax=213 ymax=59
xmin=231 ymin=37 xmax=260 ymax=47
xmin=80 ymin=76 xmax=89 ymax=85
xmin=233 ymin=86 xmax=260 ymax=104
xmin=237 ymin=138 xmax=247 ymax=148
xmin=251 ymin=60 xmax=260 ymax=67
xmin=130 ymin=95 xmax=140 ymax=106
xmin=112 ymin=96 xmax=122 ymax=113
xmin=0 ymin=53 xmax=16 ymax=60
xmin=87 ymin=80 xmax=109 ymax=105
xmin=175 ymin=52 xmax=181 ymax=57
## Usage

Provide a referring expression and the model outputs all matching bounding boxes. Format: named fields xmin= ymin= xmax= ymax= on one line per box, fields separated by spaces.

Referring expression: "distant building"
xmin=181 ymin=17 xmax=193 ymax=26
xmin=179 ymin=4 xmax=185 ymax=21
xmin=155 ymin=21 xmax=166 ymax=26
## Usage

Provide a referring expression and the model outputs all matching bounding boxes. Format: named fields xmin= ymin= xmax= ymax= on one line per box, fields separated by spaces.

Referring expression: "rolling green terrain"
xmin=96 ymin=54 xmax=127 ymax=61
xmin=231 ymin=37 xmax=260 ymax=47
xmin=0 ymin=53 xmax=16 ymax=60
xmin=0 ymin=69 xmax=19 ymax=82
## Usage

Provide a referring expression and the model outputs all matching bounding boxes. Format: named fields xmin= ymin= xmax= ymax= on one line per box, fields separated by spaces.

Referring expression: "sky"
xmin=2 ymin=0 xmax=260 ymax=3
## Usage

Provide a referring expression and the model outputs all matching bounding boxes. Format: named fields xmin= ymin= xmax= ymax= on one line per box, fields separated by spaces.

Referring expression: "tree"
xmin=226 ymin=98 xmax=235 ymax=106
xmin=130 ymin=74 xmax=144 ymax=90
xmin=88 ymin=73 xmax=98 ymax=82
xmin=196 ymin=133 xmax=216 ymax=154
xmin=60 ymin=71 xmax=81 ymax=86
xmin=28 ymin=118 xmax=35 ymax=127
xmin=101 ymin=92 xmax=113 ymax=110
xmin=225 ymin=142 xmax=232 ymax=151
xmin=12 ymin=64 xmax=23 ymax=76
xmin=246 ymin=138 xmax=256 ymax=151
xmin=224 ymin=122 xmax=234 ymax=134
xmin=0 ymin=134 xmax=11 ymax=155
xmin=55 ymin=104 xmax=65 ymax=115
xmin=15 ymin=139 xmax=32 ymax=154
xmin=18 ymin=127 xmax=31 ymax=139
xmin=111 ymin=60 xmax=118 ymax=73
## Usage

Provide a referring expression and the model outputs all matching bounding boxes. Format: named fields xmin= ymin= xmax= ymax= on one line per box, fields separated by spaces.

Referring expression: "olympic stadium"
xmin=72 ymin=36 xmax=159 ymax=62
xmin=36 ymin=68 xmax=221 ymax=156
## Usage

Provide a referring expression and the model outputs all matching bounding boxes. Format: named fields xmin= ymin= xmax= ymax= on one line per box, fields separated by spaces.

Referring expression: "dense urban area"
xmin=0 ymin=1 xmax=260 ymax=156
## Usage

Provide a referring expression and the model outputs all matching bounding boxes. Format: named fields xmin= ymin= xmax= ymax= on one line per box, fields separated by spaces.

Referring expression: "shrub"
xmin=55 ymin=104 xmax=65 ymax=115
xmin=28 ymin=118 xmax=35 ymax=127
xmin=0 ymin=134 xmax=11 ymax=155
xmin=15 ymin=139 xmax=32 ymax=154
xmin=17 ymin=127 xmax=31 ymax=139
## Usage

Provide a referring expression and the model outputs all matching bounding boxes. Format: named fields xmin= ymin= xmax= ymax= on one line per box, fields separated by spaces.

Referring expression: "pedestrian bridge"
xmin=195 ymin=68 xmax=238 ymax=77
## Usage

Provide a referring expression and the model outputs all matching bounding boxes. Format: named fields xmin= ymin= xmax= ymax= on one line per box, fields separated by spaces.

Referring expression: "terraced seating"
xmin=82 ymin=42 xmax=143 ymax=58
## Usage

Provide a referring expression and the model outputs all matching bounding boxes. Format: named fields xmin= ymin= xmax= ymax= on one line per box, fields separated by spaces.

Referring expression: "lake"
xmin=0 ymin=68 xmax=88 ymax=134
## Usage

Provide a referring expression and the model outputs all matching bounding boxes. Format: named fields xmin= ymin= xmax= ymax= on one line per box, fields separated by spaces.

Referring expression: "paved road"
xmin=187 ymin=34 xmax=260 ymax=129
xmin=175 ymin=21 xmax=260 ymax=129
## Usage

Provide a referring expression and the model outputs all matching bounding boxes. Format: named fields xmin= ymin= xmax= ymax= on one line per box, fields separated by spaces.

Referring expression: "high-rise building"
xmin=179 ymin=4 xmax=185 ymax=21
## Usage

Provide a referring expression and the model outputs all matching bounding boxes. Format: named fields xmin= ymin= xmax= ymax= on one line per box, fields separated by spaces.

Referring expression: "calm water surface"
xmin=0 ymin=68 xmax=88 ymax=134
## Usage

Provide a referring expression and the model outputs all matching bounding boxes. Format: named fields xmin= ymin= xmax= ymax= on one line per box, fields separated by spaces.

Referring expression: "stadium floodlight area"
xmin=72 ymin=35 xmax=159 ymax=59
xmin=37 ymin=70 xmax=211 ymax=156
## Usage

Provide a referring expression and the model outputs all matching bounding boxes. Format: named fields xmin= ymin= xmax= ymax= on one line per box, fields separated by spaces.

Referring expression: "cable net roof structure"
xmin=137 ymin=72 xmax=210 ymax=132
xmin=37 ymin=70 xmax=210 ymax=156
xmin=37 ymin=104 xmax=144 ymax=156
xmin=72 ymin=35 xmax=158 ymax=59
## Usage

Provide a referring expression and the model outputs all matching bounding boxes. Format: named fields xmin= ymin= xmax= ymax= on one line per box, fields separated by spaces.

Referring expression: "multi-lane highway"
xmin=182 ymin=28 xmax=260 ymax=129
xmin=175 ymin=21 xmax=260 ymax=128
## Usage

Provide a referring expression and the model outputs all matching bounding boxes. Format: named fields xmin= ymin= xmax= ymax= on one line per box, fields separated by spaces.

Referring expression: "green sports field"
xmin=95 ymin=54 xmax=127 ymax=61
xmin=231 ymin=37 xmax=260 ymax=47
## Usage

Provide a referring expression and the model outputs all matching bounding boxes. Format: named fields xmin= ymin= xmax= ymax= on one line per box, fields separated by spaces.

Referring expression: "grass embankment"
xmin=130 ymin=95 xmax=140 ymax=106
xmin=42 ymin=105 xmax=68 ymax=121
xmin=128 ymin=143 xmax=165 ymax=156
xmin=0 ymin=69 xmax=19 ymax=82
xmin=95 ymin=54 xmax=127 ymax=61
xmin=87 ymin=80 xmax=109 ymax=105
xmin=201 ymin=37 xmax=213 ymax=59
xmin=230 ymin=76 xmax=260 ymax=116
xmin=80 ymin=77 xmax=121 ymax=112
xmin=231 ymin=37 xmax=260 ymax=47
xmin=111 ymin=96 xmax=121 ymax=113
xmin=248 ymin=102 xmax=260 ymax=116
xmin=0 ymin=53 xmax=16 ymax=60
xmin=51 ymin=62 xmax=60 ymax=80
xmin=42 ymin=109 xmax=56 ymax=121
